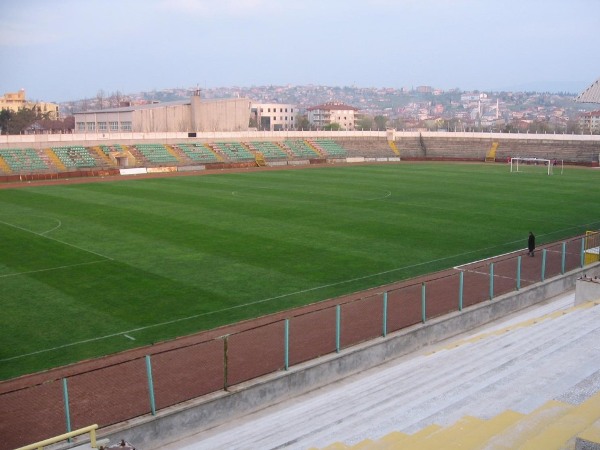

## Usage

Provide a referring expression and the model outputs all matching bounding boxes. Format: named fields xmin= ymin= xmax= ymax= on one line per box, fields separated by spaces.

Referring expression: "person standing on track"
xmin=528 ymin=231 xmax=536 ymax=257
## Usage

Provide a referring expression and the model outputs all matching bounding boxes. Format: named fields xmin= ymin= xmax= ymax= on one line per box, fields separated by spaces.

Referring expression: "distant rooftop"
xmin=576 ymin=77 xmax=600 ymax=103
xmin=307 ymin=101 xmax=358 ymax=112
xmin=80 ymin=99 xmax=190 ymax=114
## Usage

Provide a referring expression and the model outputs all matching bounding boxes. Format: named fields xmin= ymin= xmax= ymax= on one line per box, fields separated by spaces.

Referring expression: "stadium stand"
xmin=0 ymin=147 xmax=51 ymax=173
xmin=134 ymin=143 xmax=179 ymax=164
xmin=177 ymin=143 xmax=221 ymax=163
xmin=157 ymin=293 xmax=600 ymax=450
xmin=212 ymin=142 xmax=255 ymax=161
xmin=311 ymin=139 xmax=348 ymax=157
xmin=1 ymin=135 xmax=599 ymax=182
xmin=282 ymin=140 xmax=319 ymax=158
xmin=51 ymin=146 xmax=101 ymax=169
xmin=247 ymin=141 xmax=289 ymax=159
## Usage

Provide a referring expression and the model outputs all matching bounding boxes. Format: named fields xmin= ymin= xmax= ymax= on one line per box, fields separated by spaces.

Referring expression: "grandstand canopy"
xmin=576 ymin=77 xmax=600 ymax=103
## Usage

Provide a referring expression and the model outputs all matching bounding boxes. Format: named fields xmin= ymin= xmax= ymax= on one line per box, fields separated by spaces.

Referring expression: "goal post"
xmin=509 ymin=157 xmax=558 ymax=175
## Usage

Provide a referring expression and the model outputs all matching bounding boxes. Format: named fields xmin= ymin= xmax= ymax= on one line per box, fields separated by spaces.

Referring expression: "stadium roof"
xmin=576 ymin=77 xmax=600 ymax=103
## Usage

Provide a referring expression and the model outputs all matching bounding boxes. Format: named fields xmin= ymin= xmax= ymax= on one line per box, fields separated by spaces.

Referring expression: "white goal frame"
xmin=509 ymin=157 xmax=561 ymax=175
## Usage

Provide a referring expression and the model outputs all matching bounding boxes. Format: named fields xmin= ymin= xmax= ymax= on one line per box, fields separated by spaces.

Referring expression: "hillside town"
xmin=2 ymin=84 xmax=600 ymax=135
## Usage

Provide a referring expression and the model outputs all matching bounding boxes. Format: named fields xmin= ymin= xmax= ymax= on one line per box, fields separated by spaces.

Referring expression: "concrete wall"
xmin=88 ymin=263 xmax=599 ymax=450
xmin=2 ymin=130 xmax=599 ymax=147
xmin=133 ymin=105 xmax=192 ymax=133
xmin=194 ymin=98 xmax=251 ymax=132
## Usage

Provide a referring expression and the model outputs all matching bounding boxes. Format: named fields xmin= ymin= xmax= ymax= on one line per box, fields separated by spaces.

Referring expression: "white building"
xmin=306 ymin=101 xmax=358 ymax=130
xmin=252 ymin=103 xmax=296 ymax=131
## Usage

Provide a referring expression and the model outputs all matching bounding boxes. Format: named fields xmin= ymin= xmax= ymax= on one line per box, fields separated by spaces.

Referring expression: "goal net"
xmin=509 ymin=157 xmax=559 ymax=175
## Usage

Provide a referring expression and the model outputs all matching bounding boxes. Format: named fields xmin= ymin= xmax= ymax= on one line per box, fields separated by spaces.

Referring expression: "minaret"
xmin=191 ymin=85 xmax=201 ymax=131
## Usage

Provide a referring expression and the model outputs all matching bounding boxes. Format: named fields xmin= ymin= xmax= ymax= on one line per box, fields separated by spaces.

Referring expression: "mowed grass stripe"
xmin=1 ymin=163 xmax=599 ymax=379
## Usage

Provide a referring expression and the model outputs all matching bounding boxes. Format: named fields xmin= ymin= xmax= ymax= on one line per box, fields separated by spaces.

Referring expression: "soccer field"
xmin=1 ymin=163 xmax=599 ymax=380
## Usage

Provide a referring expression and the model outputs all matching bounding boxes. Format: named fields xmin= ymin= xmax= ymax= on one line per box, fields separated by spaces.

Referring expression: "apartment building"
xmin=0 ymin=89 xmax=59 ymax=119
xmin=252 ymin=103 xmax=296 ymax=131
xmin=579 ymin=110 xmax=600 ymax=134
xmin=307 ymin=101 xmax=358 ymax=130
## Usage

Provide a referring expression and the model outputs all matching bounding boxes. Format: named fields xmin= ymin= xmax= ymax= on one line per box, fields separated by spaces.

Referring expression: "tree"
xmin=248 ymin=116 xmax=258 ymax=129
xmin=8 ymin=107 xmax=38 ymax=134
xmin=96 ymin=89 xmax=106 ymax=110
xmin=295 ymin=114 xmax=311 ymax=130
xmin=0 ymin=109 xmax=13 ymax=134
xmin=356 ymin=115 xmax=374 ymax=130
xmin=324 ymin=122 xmax=341 ymax=131
xmin=566 ymin=119 xmax=580 ymax=134
xmin=0 ymin=106 xmax=54 ymax=134
xmin=374 ymin=115 xmax=388 ymax=130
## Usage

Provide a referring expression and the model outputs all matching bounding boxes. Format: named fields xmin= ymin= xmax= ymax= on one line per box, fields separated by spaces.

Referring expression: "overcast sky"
xmin=1 ymin=0 xmax=599 ymax=102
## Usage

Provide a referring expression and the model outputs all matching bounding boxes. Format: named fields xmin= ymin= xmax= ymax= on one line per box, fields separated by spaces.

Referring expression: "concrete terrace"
xmin=157 ymin=291 xmax=600 ymax=450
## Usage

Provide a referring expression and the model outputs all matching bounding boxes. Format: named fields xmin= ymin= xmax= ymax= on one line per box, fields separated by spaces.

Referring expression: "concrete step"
xmin=519 ymin=391 xmax=600 ymax=450
xmin=479 ymin=400 xmax=574 ymax=449
xmin=411 ymin=415 xmax=486 ymax=449
xmin=255 ymin=302 xmax=600 ymax=448
xmin=576 ymin=417 xmax=600 ymax=450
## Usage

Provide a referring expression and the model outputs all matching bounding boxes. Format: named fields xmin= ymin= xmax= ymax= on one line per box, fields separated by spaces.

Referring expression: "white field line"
xmin=0 ymin=260 xmax=109 ymax=278
xmin=39 ymin=218 xmax=62 ymax=235
xmin=454 ymin=247 xmax=564 ymax=270
xmin=0 ymin=219 xmax=113 ymax=261
xmin=3 ymin=216 xmax=596 ymax=362
xmin=458 ymin=267 xmax=538 ymax=284
xmin=231 ymin=188 xmax=392 ymax=202
xmin=454 ymin=248 xmax=526 ymax=269
xmin=1 ymin=239 xmax=553 ymax=363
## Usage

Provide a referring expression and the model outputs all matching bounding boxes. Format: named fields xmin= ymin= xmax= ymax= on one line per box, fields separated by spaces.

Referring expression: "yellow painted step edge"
xmin=520 ymin=390 xmax=600 ymax=450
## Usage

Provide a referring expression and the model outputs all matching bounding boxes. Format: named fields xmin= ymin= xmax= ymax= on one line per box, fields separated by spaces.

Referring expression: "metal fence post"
xmin=458 ymin=271 xmax=464 ymax=311
xmin=561 ymin=242 xmax=566 ymax=274
xmin=62 ymin=378 xmax=72 ymax=440
xmin=541 ymin=249 xmax=547 ymax=282
xmin=517 ymin=256 xmax=521 ymax=290
xmin=421 ymin=283 xmax=426 ymax=323
xmin=489 ymin=263 xmax=494 ymax=300
xmin=581 ymin=237 xmax=586 ymax=268
xmin=145 ymin=355 xmax=156 ymax=416
xmin=284 ymin=319 xmax=290 ymax=370
xmin=335 ymin=305 xmax=341 ymax=353
xmin=382 ymin=292 xmax=388 ymax=337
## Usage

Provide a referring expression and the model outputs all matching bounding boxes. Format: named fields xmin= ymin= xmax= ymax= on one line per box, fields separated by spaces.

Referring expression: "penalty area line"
xmin=0 ymin=219 xmax=114 ymax=261
xmin=454 ymin=248 xmax=526 ymax=270
xmin=2 ymin=232 xmax=587 ymax=363
xmin=0 ymin=260 xmax=110 ymax=278
xmin=1 ymin=239 xmax=541 ymax=363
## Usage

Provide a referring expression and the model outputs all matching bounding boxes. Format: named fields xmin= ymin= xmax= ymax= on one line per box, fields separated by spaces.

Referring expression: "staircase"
xmin=418 ymin=133 xmax=427 ymax=157
xmin=255 ymin=152 xmax=266 ymax=167
xmin=44 ymin=148 xmax=67 ymax=171
xmin=0 ymin=155 xmax=11 ymax=174
xmin=388 ymin=141 xmax=400 ymax=157
xmin=90 ymin=145 xmax=115 ymax=167
xmin=306 ymin=140 xmax=325 ymax=157
xmin=486 ymin=142 xmax=499 ymax=162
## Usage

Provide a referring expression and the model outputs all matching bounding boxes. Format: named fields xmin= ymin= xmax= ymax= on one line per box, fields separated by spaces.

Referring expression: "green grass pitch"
xmin=1 ymin=163 xmax=599 ymax=380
